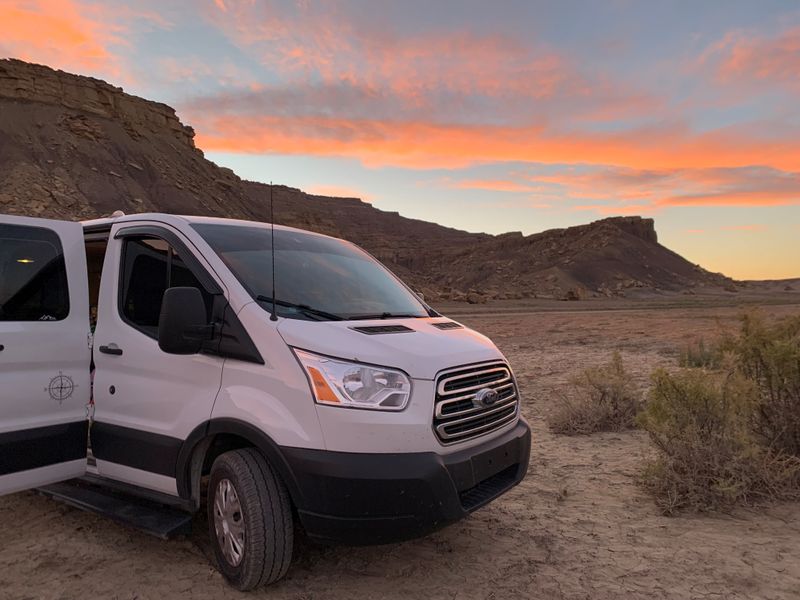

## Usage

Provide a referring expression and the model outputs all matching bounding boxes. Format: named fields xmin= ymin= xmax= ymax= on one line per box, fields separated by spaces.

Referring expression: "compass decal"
xmin=46 ymin=371 xmax=76 ymax=404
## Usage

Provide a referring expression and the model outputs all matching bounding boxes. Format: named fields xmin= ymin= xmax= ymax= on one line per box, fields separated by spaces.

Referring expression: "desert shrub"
xmin=725 ymin=312 xmax=800 ymax=457
xmin=549 ymin=352 xmax=641 ymax=435
xmin=638 ymin=368 xmax=800 ymax=514
xmin=679 ymin=337 xmax=723 ymax=369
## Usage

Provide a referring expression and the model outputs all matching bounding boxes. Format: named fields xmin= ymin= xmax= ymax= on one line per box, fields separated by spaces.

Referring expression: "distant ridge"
xmin=0 ymin=58 xmax=737 ymax=301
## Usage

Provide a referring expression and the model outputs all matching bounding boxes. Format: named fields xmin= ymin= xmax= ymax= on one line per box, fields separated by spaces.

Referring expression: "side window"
xmin=0 ymin=224 xmax=70 ymax=322
xmin=119 ymin=236 xmax=214 ymax=338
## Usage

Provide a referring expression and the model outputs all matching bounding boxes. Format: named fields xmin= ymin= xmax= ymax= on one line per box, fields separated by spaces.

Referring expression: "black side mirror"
xmin=158 ymin=287 xmax=212 ymax=354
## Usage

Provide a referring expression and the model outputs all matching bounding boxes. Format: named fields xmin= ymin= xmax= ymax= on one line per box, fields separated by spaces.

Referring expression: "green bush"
xmin=725 ymin=312 xmax=800 ymax=457
xmin=638 ymin=368 xmax=800 ymax=514
xmin=549 ymin=352 xmax=641 ymax=435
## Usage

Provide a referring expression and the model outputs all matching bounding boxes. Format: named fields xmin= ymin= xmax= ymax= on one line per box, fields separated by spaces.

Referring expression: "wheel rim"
xmin=213 ymin=478 xmax=245 ymax=567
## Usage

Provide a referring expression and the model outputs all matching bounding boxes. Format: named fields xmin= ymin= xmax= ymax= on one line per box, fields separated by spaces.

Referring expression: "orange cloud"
xmin=572 ymin=204 xmax=656 ymax=216
xmin=452 ymin=179 xmax=535 ymax=193
xmin=0 ymin=0 xmax=167 ymax=83
xmin=192 ymin=114 xmax=800 ymax=174
xmin=306 ymin=185 xmax=374 ymax=202
xmin=0 ymin=0 xmax=121 ymax=75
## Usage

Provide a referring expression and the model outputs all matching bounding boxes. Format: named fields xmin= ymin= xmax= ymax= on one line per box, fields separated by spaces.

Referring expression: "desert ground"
xmin=1 ymin=300 xmax=799 ymax=600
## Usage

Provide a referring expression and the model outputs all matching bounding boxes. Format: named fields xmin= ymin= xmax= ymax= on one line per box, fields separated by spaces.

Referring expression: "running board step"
xmin=37 ymin=479 xmax=193 ymax=539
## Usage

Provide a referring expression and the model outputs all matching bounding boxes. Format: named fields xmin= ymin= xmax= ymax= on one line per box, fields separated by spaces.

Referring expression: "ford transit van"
xmin=0 ymin=212 xmax=531 ymax=590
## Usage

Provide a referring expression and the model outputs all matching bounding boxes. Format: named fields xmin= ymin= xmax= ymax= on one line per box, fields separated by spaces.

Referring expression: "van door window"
xmin=0 ymin=224 xmax=70 ymax=321
xmin=170 ymin=247 xmax=215 ymax=321
xmin=119 ymin=237 xmax=213 ymax=338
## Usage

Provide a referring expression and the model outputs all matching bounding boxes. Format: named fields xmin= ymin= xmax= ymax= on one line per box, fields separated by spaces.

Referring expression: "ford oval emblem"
xmin=474 ymin=387 xmax=500 ymax=408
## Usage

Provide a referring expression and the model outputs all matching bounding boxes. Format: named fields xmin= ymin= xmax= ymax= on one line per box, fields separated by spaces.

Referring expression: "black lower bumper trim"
xmin=282 ymin=419 xmax=531 ymax=545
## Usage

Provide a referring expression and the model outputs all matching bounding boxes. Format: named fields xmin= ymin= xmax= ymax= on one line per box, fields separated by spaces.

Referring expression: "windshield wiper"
xmin=256 ymin=296 xmax=344 ymax=321
xmin=348 ymin=312 xmax=423 ymax=320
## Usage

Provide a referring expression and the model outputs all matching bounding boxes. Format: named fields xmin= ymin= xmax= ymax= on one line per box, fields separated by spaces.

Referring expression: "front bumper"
xmin=281 ymin=419 xmax=531 ymax=545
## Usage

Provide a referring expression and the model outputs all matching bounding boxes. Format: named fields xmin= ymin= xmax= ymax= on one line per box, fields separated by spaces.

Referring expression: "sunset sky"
xmin=1 ymin=0 xmax=799 ymax=279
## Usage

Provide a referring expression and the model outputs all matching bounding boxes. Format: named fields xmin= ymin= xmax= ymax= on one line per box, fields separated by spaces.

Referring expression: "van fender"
xmin=175 ymin=418 xmax=305 ymax=510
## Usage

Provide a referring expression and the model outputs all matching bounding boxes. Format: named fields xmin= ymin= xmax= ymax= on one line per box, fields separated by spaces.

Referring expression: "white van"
xmin=0 ymin=212 xmax=531 ymax=590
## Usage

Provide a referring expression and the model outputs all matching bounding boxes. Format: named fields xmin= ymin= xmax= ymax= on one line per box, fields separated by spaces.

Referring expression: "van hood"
xmin=277 ymin=317 xmax=504 ymax=380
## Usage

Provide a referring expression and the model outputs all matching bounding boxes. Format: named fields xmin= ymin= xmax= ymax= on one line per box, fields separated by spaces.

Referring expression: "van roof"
xmin=81 ymin=213 xmax=333 ymax=239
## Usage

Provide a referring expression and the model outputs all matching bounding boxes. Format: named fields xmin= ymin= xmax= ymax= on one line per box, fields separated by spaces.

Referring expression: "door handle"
xmin=98 ymin=344 xmax=123 ymax=356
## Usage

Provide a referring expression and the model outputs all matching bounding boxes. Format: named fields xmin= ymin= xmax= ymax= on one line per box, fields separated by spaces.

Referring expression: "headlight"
xmin=293 ymin=349 xmax=411 ymax=411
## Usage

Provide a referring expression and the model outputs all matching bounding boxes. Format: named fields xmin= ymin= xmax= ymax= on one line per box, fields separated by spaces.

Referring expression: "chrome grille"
xmin=434 ymin=362 xmax=518 ymax=444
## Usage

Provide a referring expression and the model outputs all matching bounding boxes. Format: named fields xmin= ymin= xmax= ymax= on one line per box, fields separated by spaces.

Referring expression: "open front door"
xmin=0 ymin=214 xmax=91 ymax=495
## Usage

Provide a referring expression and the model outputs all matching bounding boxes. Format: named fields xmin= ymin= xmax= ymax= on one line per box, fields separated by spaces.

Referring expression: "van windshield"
xmin=192 ymin=223 xmax=429 ymax=321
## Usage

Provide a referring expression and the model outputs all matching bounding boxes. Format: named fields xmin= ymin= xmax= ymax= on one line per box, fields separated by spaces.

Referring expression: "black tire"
xmin=207 ymin=448 xmax=293 ymax=590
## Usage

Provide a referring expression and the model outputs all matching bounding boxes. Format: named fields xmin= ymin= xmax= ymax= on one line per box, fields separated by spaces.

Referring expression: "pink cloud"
xmin=657 ymin=189 xmax=800 ymax=207
xmin=198 ymin=0 xmax=659 ymax=124
xmin=526 ymin=166 xmax=800 ymax=211
xmin=700 ymin=26 xmax=800 ymax=92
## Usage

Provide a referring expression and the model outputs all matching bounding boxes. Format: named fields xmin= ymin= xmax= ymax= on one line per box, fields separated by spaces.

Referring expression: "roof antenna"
xmin=269 ymin=182 xmax=278 ymax=322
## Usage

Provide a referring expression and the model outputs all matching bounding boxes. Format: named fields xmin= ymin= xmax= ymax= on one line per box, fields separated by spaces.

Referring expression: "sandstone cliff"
xmin=0 ymin=59 xmax=733 ymax=301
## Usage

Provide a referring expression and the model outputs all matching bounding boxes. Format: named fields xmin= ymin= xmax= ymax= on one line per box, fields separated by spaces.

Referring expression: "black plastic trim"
xmin=37 ymin=478 xmax=193 ymax=537
xmin=172 ymin=415 xmax=530 ymax=545
xmin=79 ymin=473 xmax=195 ymax=512
xmin=0 ymin=421 xmax=87 ymax=476
xmin=283 ymin=419 xmax=531 ymax=544
xmin=215 ymin=302 xmax=264 ymax=364
xmin=91 ymin=422 xmax=182 ymax=478
xmin=431 ymin=321 xmax=464 ymax=330
xmin=175 ymin=417 xmax=530 ymax=545
xmin=350 ymin=325 xmax=415 ymax=335
xmin=175 ymin=419 xmax=302 ymax=505
xmin=82 ymin=223 xmax=113 ymax=236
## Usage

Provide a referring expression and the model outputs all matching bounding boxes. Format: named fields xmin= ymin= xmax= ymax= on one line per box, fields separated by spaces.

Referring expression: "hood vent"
xmin=431 ymin=321 xmax=463 ymax=330
xmin=350 ymin=325 xmax=415 ymax=335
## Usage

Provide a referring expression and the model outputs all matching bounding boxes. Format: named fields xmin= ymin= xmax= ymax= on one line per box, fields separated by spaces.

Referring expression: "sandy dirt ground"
xmin=1 ymin=302 xmax=799 ymax=600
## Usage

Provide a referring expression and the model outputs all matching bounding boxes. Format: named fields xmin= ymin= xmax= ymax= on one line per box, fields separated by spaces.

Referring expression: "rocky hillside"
xmin=0 ymin=59 xmax=734 ymax=301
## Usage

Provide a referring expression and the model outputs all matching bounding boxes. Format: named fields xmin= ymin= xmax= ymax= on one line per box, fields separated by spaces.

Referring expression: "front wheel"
xmin=208 ymin=448 xmax=294 ymax=590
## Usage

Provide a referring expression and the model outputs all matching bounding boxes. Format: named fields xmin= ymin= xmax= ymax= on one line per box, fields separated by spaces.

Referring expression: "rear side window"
xmin=119 ymin=237 xmax=214 ymax=338
xmin=0 ymin=224 xmax=69 ymax=322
